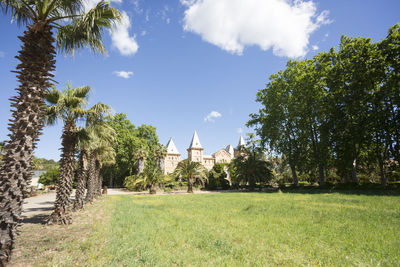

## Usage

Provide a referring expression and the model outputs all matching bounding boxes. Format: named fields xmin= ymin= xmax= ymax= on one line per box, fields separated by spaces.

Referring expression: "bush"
xmin=38 ymin=166 xmax=59 ymax=186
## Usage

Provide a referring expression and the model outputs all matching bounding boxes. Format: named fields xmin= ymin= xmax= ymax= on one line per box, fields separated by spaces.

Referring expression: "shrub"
xmin=38 ymin=166 xmax=59 ymax=186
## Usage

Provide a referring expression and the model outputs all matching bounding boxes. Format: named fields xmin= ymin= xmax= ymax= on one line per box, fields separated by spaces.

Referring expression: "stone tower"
xmin=187 ymin=131 xmax=204 ymax=163
xmin=164 ymin=138 xmax=181 ymax=174
xmin=234 ymin=135 xmax=246 ymax=157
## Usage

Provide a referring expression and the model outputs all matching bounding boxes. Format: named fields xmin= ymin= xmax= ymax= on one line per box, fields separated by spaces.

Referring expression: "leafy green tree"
xmin=207 ymin=163 xmax=230 ymax=190
xmin=102 ymin=114 xmax=160 ymax=187
xmin=45 ymin=85 xmax=112 ymax=224
xmin=174 ymin=160 xmax=208 ymax=193
xmin=38 ymin=166 xmax=60 ymax=186
xmin=0 ymin=1 xmax=120 ymax=261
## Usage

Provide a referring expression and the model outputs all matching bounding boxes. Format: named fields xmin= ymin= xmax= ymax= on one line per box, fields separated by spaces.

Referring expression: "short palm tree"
xmin=0 ymin=0 xmax=120 ymax=262
xmin=153 ymin=144 xmax=167 ymax=170
xmin=45 ymin=85 xmax=112 ymax=224
xmin=134 ymin=147 xmax=147 ymax=173
xmin=174 ymin=160 xmax=208 ymax=193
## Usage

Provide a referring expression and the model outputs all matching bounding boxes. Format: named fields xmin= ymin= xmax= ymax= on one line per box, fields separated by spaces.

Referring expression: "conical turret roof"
xmin=189 ymin=131 xmax=203 ymax=149
xmin=166 ymin=138 xmax=180 ymax=154
xmin=238 ymin=135 xmax=245 ymax=147
xmin=225 ymin=144 xmax=234 ymax=158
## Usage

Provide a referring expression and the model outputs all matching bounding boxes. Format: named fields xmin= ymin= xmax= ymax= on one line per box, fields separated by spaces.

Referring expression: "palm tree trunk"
xmin=73 ymin=150 xmax=88 ymax=211
xmin=149 ymin=184 xmax=157 ymax=194
xmin=0 ymin=24 xmax=55 ymax=263
xmin=95 ymin=160 xmax=102 ymax=198
xmin=187 ymin=176 xmax=194 ymax=193
xmin=47 ymin=120 xmax=77 ymax=225
xmin=85 ymin=151 xmax=96 ymax=203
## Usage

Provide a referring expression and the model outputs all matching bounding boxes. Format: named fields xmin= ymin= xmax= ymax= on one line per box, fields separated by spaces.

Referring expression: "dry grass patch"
xmin=11 ymin=197 xmax=113 ymax=267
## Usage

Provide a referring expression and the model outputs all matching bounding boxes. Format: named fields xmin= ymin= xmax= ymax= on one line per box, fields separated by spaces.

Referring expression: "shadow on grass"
xmin=23 ymin=213 xmax=49 ymax=224
xmin=207 ymin=183 xmax=400 ymax=196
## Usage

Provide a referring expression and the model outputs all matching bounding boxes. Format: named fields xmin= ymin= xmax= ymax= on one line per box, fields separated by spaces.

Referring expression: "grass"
xmin=12 ymin=191 xmax=400 ymax=266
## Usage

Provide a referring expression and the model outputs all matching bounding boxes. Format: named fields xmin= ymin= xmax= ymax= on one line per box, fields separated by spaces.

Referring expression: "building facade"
xmin=164 ymin=131 xmax=245 ymax=174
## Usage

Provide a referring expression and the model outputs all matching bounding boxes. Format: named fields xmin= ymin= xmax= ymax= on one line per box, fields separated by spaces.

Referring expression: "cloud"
xmin=237 ymin=128 xmax=243 ymax=134
xmin=110 ymin=11 xmax=139 ymax=56
xmin=204 ymin=111 xmax=222 ymax=122
xmin=312 ymin=45 xmax=319 ymax=51
xmin=181 ymin=0 xmax=332 ymax=58
xmin=113 ymin=70 xmax=134 ymax=79
xmin=141 ymin=30 xmax=147 ymax=36
xmin=0 ymin=51 xmax=4 ymax=58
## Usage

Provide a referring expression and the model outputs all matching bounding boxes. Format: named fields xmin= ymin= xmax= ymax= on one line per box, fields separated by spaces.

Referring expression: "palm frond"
xmin=72 ymin=85 xmax=91 ymax=98
xmin=55 ymin=0 xmax=121 ymax=55
xmin=1 ymin=0 xmax=36 ymax=25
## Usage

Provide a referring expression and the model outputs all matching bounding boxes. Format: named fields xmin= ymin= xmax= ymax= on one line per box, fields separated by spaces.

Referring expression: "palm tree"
xmin=85 ymin=124 xmax=115 ymax=202
xmin=45 ymin=85 xmax=112 ymax=224
xmin=134 ymin=147 xmax=147 ymax=173
xmin=174 ymin=160 xmax=208 ymax=193
xmin=73 ymin=128 xmax=89 ymax=211
xmin=0 ymin=1 xmax=120 ymax=262
xmin=74 ymin=108 xmax=113 ymax=210
xmin=154 ymin=144 xmax=167 ymax=170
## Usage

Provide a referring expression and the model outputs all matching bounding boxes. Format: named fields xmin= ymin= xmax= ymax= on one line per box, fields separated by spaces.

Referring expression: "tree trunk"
xmin=149 ymin=184 xmax=157 ymax=194
xmin=73 ymin=150 xmax=88 ymax=211
xmin=290 ymin=164 xmax=299 ymax=186
xmin=95 ymin=160 xmax=102 ymax=198
xmin=318 ymin=164 xmax=325 ymax=186
xmin=47 ymin=120 xmax=77 ymax=225
xmin=378 ymin=156 xmax=387 ymax=187
xmin=0 ymin=24 xmax=55 ymax=263
xmin=137 ymin=158 xmax=145 ymax=173
xmin=85 ymin=151 xmax=96 ymax=203
xmin=187 ymin=177 xmax=194 ymax=193
xmin=351 ymin=158 xmax=358 ymax=184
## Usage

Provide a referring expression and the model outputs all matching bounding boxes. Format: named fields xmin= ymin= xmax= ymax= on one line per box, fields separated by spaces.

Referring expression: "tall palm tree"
xmin=74 ymin=107 xmax=113 ymax=210
xmin=73 ymin=128 xmax=89 ymax=211
xmin=85 ymin=124 xmax=115 ymax=202
xmin=45 ymin=85 xmax=111 ymax=224
xmin=0 ymin=0 xmax=120 ymax=262
xmin=174 ymin=160 xmax=208 ymax=193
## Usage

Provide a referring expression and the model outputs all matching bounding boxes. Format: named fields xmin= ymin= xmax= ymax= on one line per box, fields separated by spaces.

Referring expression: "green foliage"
xmin=38 ymin=166 xmax=60 ymax=185
xmin=207 ymin=163 xmax=230 ymax=190
xmin=249 ymin=24 xmax=400 ymax=186
xmin=102 ymin=113 xmax=160 ymax=187
xmin=32 ymin=157 xmax=58 ymax=171
xmin=173 ymin=159 xmax=208 ymax=193
xmin=124 ymin=157 xmax=165 ymax=192
xmin=230 ymin=134 xmax=273 ymax=190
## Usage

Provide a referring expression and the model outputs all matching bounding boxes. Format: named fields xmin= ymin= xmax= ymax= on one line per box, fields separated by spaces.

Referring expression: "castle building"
xmin=164 ymin=131 xmax=243 ymax=174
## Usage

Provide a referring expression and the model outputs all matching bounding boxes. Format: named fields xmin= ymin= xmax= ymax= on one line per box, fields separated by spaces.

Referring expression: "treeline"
xmin=248 ymin=24 xmax=400 ymax=186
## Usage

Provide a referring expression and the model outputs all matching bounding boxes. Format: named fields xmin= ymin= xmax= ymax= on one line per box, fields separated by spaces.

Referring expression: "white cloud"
xmin=110 ymin=11 xmax=139 ymax=56
xmin=141 ymin=30 xmax=147 ymax=36
xmin=113 ymin=70 xmax=134 ymax=79
xmin=83 ymin=0 xmax=122 ymax=11
xmin=166 ymin=18 xmax=171 ymax=24
xmin=204 ymin=111 xmax=222 ymax=122
xmin=181 ymin=0 xmax=332 ymax=58
xmin=0 ymin=51 xmax=5 ymax=58
xmin=312 ymin=45 xmax=319 ymax=51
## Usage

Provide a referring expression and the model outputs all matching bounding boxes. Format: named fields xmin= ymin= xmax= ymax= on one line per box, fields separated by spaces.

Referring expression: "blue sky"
xmin=0 ymin=0 xmax=399 ymax=160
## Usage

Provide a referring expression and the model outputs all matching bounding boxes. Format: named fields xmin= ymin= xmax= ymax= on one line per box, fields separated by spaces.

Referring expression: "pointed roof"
xmin=189 ymin=131 xmax=203 ymax=149
xmin=238 ymin=135 xmax=245 ymax=147
xmin=166 ymin=138 xmax=180 ymax=155
xmin=225 ymin=144 xmax=234 ymax=158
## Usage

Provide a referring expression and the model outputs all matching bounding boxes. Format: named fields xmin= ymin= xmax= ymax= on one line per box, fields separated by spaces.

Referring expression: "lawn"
xmin=12 ymin=191 xmax=400 ymax=266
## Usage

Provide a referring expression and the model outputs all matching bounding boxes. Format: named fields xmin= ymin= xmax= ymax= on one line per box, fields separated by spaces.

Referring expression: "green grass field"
xmin=13 ymin=192 xmax=400 ymax=266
